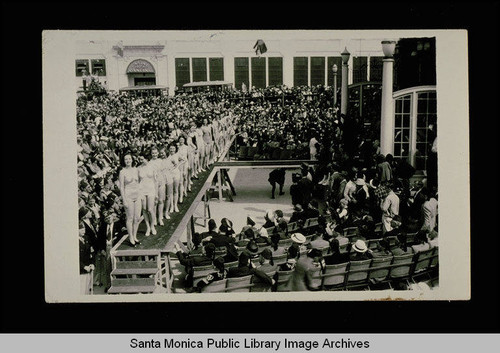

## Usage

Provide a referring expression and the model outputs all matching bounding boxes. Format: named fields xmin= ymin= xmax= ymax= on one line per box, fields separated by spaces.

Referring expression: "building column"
xmin=380 ymin=40 xmax=397 ymax=155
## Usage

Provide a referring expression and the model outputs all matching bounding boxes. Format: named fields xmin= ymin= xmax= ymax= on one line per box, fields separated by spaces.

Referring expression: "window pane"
xmin=369 ymin=56 xmax=383 ymax=81
xmin=209 ymin=58 xmax=224 ymax=81
xmin=251 ymin=57 xmax=266 ymax=89
xmin=394 ymin=144 xmax=401 ymax=157
xmin=394 ymin=128 xmax=402 ymax=142
xmin=417 ymin=114 xmax=427 ymax=128
xmin=75 ymin=59 xmax=89 ymax=77
xmin=234 ymin=57 xmax=249 ymax=91
xmin=268 ymin=57 xmax=283 ymax=86
xmin=403 ymin=129 xmax=410 ymax=142
xmin=403 ymin=114 xmax=410 ymax=128
xmin=428 ymin=98 xmax=437 ymax=113
xmin=327 ymin=57 xmax=342 ymax=87
xmin=401 ymin=143 xmax=409 ymax=157
xmin=353 ymin=56 xmax=367 ymax=84
xmin=294 ymin=57 xmax=308 ymax=86
xmin=310 ymin=57 xmax=325 ymax=86
xmin=416 ymin=128 xmax=427 ymax=142
xmin=395 ymin=99 xmax=403 ymax=113
xmin=192 ymin=58 xmax=207 ymax=82
xmin=395 ymin=115 xmax=402 ymax=128
xmin=175 ymin=58 xmax=190 ymax=88
xmin=91 ymin=59 xmax=106 ymax=76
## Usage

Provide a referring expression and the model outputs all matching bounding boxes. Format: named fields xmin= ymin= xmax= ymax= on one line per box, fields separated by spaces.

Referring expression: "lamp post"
xmin=332 ymin=64 xmax=338 ymax=106
xmin=340 ymin=47 xmax=350 ymax=116
xmin=380 ymin=40 xmax=397 ymax=155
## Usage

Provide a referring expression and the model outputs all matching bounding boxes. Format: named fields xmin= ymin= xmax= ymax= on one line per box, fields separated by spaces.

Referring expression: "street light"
xmin=332 ymin=64 xmax=338 ymax=106
xmin=341 ymin=47 xmax=350 ymax=64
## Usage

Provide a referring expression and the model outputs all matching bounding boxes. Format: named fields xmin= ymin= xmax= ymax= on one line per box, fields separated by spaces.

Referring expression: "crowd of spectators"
xmin=77 ymin=83 xmax=438 ymax=293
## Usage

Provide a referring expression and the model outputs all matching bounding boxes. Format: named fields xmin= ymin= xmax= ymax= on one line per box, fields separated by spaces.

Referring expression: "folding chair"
xmin=224 ymin=260 xmax=239 ymax=269
xmin=367 ymin=238 xmax=382 ymax=251
xmin=308 ymin=267 xmax=323 ymax=291
xmin=345 ymin=259 xmax=372 ymax=290
xmin=201 ymin=279 xmax=227 ymax=293
xmin=192 ymin=264 xmax=215 ymax=286
xmin=278 ymin=238 xmax=293 ymax=248
xmin=388 ymin=253 xmax=414 ymax=288
xmin=214 ymin=247 xmax=227 ymax=258
xmin=321 ymin=262 xmax=349 ymax=290
xmin=368 ymin=255 xmax=393 ymax=287
xmin=273 ymin=253 xmax=288 ymax=266
xmin=226 ymin=275 xmax=254 ymax=292
xmin=276 ymin=270 xmax=294 ymax=292
xmin=411 ymin=248 xmax=435 ymax=282
xmin=343 ymin=227 xmax=358 ymax=239
xmin=251 ymin=270 xmax=276 ymax=292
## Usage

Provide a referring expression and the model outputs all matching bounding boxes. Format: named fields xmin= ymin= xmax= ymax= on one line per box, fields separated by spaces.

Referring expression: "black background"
xmin=1 ymin=1 xmax=499 ymax=333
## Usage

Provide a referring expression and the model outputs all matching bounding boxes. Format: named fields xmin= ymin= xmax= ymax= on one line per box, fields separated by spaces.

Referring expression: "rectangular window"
xmin=293 ymin=57 xmax=308 ymax=86
xmin=369 ymin=57 xmax=383 ymax=82
xmin=75 ymin=59 xmax=89 ymax=77
xmin=327 ymin=57 xmax=342 ymax=88
xmin=192 ymin=58 xmax=207 ymax=82
xmin=234 ymin=57 xmax=249 ymax=91
xmin=415 ymin=91 xmax=437 ymax=170
xmin=268 ymin=57 xmax=283 ymax=86
xmin=175 ymin=58 xmax=190 ymax=88
xmin=310 ymin=57 xmax=325 ymax=86
xmin=251 ymin=57 xmax=266 ymax=89
xmin=394 ymin=95 xmax=412 ymax=161
xmin=353 ymin=56 xmax=368 ymax=84
xmin=209 ymin=58 xmax=224 ymax=81
xmin=91 ymin=59 xmax=106 ymax=76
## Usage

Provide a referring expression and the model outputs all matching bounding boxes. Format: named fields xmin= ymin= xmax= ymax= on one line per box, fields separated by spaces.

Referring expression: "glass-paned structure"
xmin=192 ymin=58 xmax=207 ymax=82
xmin=209 ymin=58 xmax=224 ymax=81
xmin=310 ymin=57 xmax=325 ymax=86
xmin=415 ymin=91 xmax=437 ymax=170
xmin=234 ymin=57 xmax=249 ymax=91
xmin=353 ymin=56 xmax=368 ymax=84
xmin=394 ymin=95 xmax=412 ymax=161
xmin=268 ymin=57 xmax=283 ymax=86
xmin=251 ymin=57 xmax=266 ymax=89
xmin=175 ymin=58 xmax=190 ymax=88
xmin=293 ymin=57 xmax=308 ymax=86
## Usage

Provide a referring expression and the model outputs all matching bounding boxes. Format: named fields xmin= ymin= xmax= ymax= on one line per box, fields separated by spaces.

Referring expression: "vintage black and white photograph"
xmin=42 ymin=30 xmax=469 ymax=302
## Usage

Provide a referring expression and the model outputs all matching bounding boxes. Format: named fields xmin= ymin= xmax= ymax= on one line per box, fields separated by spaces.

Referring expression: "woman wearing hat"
xmin=349 ymin=239 xmax=373 ymax=261
xmin=118 ymin=153 xmax=143 ymax=247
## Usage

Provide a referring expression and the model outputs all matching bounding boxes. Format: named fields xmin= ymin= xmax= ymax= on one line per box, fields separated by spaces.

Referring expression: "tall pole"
xmin=332 ymin=64 xmax=338 ymax=106
xmin=340 ymin=48 xmax=350 ymax=116
xmin=380 ymin=40 xmax=397 ymax=155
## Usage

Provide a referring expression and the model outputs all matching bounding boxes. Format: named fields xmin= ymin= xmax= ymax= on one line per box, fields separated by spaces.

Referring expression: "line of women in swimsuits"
xmin=118 ymin=116 xmax=232 ymax=247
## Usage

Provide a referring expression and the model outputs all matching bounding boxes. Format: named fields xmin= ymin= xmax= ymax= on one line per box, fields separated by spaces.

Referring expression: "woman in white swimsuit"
xmin=167 ymin=143 xmax=181 ymax=213
xmin=195 ymin=121 xmax=206 ymax=173
xmin=118 ymin=153 xmax=142 ymax=247
xmin=177 ymin=135 xmax=189 ymax=201
xmin=138 ymin=152 xmax=157 ymax=237
xmin=201 ymin=117 xmax=213 ymax=167
xmin=188 ymin=122 xmax=199 ymax=181
xmin=161 ymin=147 xmax=174 ymax=221
xmin=150 ymin=146 xmax=167 ymax=226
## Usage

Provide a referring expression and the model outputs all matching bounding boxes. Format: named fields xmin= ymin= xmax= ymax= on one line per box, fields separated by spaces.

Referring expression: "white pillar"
xmin=380 ymin=40 xmax=396 ymax=155
xmin=333 ymin=71 xmax=338 ymax=106
xmin=341 ymin=62 xmax=348 ymax=115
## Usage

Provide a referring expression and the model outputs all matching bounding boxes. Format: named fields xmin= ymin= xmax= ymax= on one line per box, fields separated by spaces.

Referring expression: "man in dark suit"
xmin=200 ymin=219 xmax=219 ymax=240
xmin=208 ymin=224 xmax=239 ymax=262
xmin=268 ymin=168 xmax=286 ymax=199
xmin=296 ymin=168 xmax=314 ymax=208
xmin=303 ymin=201 xmax=320 ymax=220
xmin=289 ymin=204 xmax=306 ymax=224
xmin=174 ymin=242 xmax=216 ymax=287
xmin=227 ymin=253 xmax=274 ymax=287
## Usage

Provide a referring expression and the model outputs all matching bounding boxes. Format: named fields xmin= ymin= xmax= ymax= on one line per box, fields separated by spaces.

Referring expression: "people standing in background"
xmin=380 ymin=182 xmax=400 ymax=234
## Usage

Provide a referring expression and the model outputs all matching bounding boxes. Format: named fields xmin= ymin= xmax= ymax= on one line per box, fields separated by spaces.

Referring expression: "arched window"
xmin=393 ymin=86 xmax=437 ymax=170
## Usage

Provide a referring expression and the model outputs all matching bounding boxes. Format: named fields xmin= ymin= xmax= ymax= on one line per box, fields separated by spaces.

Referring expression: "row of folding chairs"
xmin=306 ymin=247 xmax=439 ymax=291
xmin=197 ymin=270 xmax=279 ymax=293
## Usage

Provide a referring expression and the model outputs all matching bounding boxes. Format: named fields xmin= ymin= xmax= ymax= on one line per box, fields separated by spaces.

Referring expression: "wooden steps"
xmin=108 ymin=277 xmax=156 ymax=294
xmin=111 ymin=261 xmax=158 ymax=276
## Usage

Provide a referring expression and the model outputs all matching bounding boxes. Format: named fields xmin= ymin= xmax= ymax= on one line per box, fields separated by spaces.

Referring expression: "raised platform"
xmin=113 ymin=166 xmax=214 ymax=255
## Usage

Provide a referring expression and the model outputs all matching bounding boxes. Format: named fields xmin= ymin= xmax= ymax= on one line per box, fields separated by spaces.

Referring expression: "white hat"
xmin=291 ymin=233 xmax=306 ymax=244
xmin=352 ymin=239 xmax=368 ymax=253
xmin=259 ymin=227 xmax=269 ymax=238
xmin=265 ymin=209 xmax=274 ymax=221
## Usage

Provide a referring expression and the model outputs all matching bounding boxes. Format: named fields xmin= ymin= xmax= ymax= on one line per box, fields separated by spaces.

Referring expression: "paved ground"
xmin=192 ymin=167 xmax=300 ymax=236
